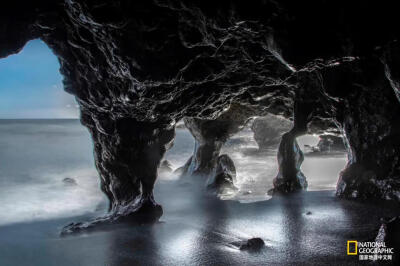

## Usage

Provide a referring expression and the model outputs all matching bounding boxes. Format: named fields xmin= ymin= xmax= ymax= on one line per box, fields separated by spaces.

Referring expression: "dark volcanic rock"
xmin=383 ymin=41 xmax=400 ymax=103
xmin=63 ymin=115 xmax=175 ymax=233
xmin=61 ymin=199 xmax=163 ymax=236
xmin=315 ymin=135 xmax=345 ymax=152
xmin=215 ymin=155 xmax=237 ymax=182
xmin=159 ymin=160 xmax=173 ymax=173
xmin=207 ymin=154 xmax=238 ymax=194
xmin=305 ymin=134 xmax=346 ymax=154
xmin=180 ymin=104 xmax=253 ymax=178
xmin=271 ymin=98 xmax=313 ymax=194
xmin=375 ymin=216 xmax=400 ymax=263
xmin=251 ymin=114 xmax=292 ymax=150
xmin=236 ymin=238 xmax=265 ymax=251
xmin=332 ymin=59 xmax=400 ymax=201
xmin=272 ymin=132 xmax=308 ymax=193
xmin=1 ymin=0 xmax=400 ymax=232
xmin=62 ymin=177 xmax=77 ymax=186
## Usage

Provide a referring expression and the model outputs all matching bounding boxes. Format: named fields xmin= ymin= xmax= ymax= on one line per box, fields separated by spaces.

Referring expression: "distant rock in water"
xmin=173 ymin=156 xmax=192 ymax=177
xmin=159 ymin=160 xmax=173 ymax=173
xmin=251 ymin=115 xmax=292 ymax=150
xmin=207 ymin=154 xmax=238 ymax=194
xmin=62 ymin=177 xmax=77 ymax=186
xmin=94 ymin=201 xmax=108 ymax=212
xmin=304 ymin=134 xmax=346 ymax=154
xmin=232 ymin=237 xmax=265 ymax=251
xmin=225 ymin=136 xmax=250 ymax=147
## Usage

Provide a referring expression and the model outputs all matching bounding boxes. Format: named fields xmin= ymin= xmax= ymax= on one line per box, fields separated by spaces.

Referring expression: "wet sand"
xmin=1 ymin=182 xmax=399 ymax=266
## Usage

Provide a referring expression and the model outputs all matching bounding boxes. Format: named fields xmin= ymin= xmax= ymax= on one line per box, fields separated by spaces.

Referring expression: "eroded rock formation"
xmin=375 ymin=216 xmax=400 ymax=263
xmin=273 ymin=133 xmax=307 ymax=193
xmin=180 ymin=104 xmax=252 ymax=178
xmin=62 ymin=112 xmax=175 ymax=233
xmin=329 ymin=59 xmax=400 ymax=201
xmin=251 ymin=114 xmax=292 ymax=150
xmin=305 ymin=134 xmax=346 ymax=154
xmin=271 ymin=98 xmax=314 ymax=193
xmin=159 ymin=160 xmax=174 ymax=173
xmin=207 ymin=154 xmax=238 ymax=194
xmin=179 ymin=104 xmax=253 ymax=192
xmin=1 ymin=0 xmax=400 ymax=231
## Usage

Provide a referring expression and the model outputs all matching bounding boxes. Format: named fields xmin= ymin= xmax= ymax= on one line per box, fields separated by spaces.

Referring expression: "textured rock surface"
xmin=181 ymin=104 xmax=253 ymax=177
xmin=207 ymin=154 xmax=238 ymax=194
xmin=231 ymin=237 xmax=265 ymax=251
xmin=251 ymin=114 xmax=292 ymax=150
xmin=1 ymin=0 xmax=400 ymax=230
xmin=271 ymin=95 xmax=314 ymax=193
xmin=375 ymin=216 xmax=400 ymax=263
xmin=330 ymin=59 xmax=400 ymax=201
xmin=272 ymin=132 xmax=308 ymax=194
xmin=159 ymin=160 xmax=174 ymax=173
xmin=383 ymin=42 xmax=400 ymax=103
xmin=317 ymin=135 xmax=345 ymax=152
xmin=61 ymin=112 xmax=175 ymax=233
xmin=305 ymin=134 xmax=346 ymax=153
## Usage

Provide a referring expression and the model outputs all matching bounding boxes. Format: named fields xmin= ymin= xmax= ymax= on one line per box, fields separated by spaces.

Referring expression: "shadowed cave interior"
xmin=0 ymin=1 xmax=400 ymax=264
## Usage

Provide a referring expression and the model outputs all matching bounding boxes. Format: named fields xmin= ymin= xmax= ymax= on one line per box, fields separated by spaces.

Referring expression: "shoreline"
xmin=1 ymin=188 xmax=399 ymax=266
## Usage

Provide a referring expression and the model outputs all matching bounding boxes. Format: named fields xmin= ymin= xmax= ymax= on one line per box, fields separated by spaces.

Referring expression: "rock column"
xmin=272 ymin=100 xmax=311 ymax=193
xmin=180 ymin=104 xmax=251 ymax=178
xmin=62 ymin=110 xmax=175 ymax=234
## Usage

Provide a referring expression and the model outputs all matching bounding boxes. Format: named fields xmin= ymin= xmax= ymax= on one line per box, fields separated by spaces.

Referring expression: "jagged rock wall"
xmin=321 ymin=59 xmax=400 ymax=201
xmin=1 ymin=0 xmax=400 ymax=230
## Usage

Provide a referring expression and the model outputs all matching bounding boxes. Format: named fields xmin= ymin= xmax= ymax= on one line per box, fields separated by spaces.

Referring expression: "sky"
xmin=0 ymin=39 xmax=79 ymax=119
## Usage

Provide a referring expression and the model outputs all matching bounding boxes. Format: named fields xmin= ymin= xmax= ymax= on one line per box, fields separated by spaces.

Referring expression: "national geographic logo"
xmin=347 ymin=240 xmax=357 ymax=255
xmin=347 ymin=240 xmax=394 ymax=261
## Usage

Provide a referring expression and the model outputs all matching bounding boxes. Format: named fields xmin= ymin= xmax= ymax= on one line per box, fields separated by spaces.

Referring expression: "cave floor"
xmin=0 ymin=183 xmax=399 ymax=266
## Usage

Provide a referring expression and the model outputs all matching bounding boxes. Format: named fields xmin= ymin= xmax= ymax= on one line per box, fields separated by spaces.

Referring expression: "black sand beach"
xmin=1 ymin=184 xmax=399 ymax=266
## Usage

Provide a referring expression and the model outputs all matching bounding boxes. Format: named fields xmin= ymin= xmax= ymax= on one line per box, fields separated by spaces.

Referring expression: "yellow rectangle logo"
xmin=347 ymin=240 xmax=358 ymax=255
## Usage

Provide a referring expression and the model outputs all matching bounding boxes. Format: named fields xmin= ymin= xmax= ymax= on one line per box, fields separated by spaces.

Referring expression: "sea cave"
xmin=0 ymin=1 xmax=399 ymax=265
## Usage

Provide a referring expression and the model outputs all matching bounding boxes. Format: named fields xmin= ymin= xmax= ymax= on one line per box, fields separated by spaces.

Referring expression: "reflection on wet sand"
xmin=1 ymin=181 xmax=399 ymax=265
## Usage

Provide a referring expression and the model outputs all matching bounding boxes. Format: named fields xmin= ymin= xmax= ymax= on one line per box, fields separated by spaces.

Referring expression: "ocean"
xmin=0 ymin=119 xmax=347 ymax=226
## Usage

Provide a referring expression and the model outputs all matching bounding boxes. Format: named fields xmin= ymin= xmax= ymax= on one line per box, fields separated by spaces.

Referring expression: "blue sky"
xmin=0 ymin=39 xmax=79 ymax=118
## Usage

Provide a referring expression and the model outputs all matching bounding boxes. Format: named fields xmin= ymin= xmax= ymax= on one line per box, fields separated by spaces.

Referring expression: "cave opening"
xmin=1 ymin=1 xmax=400 ymax=264
xmin=297 ymin=134 xmax=348 ymax=191
xmin=161 ymin=113 xmax=349 ymax=203
xmin=0 ymin=39 xmax=106 ymax=226
xmin=161 ymin=115 xmax=347 ymax=202
xmin=0 ymin=39 xmax=79 ymax=119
